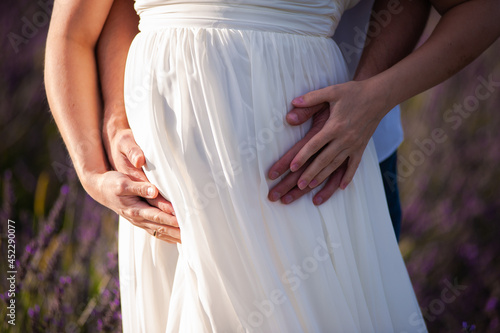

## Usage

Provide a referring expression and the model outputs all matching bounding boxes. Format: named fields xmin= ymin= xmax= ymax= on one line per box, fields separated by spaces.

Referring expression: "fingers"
xmin=268 ymin=159 xmax=347 ymax=206
xmin=144 ymin=225 xmax=181 ymax=244
xmin=268 ymin=162 xmax=308 ymax=202
xmin=121 ymin=186 xmax=180 ymax=242
xmin=339 ymin=155 xmax=362 ymax=190
xmin=312 ymin=166 xmax=345 ymax=205
xmin=286 ymin=103 xmax=327 ymax=125
xmin=146 ymin=196 xmax=176 ymax=216
xmin=289 ymin=127 xmax=333 ymax=172
xmin=110 ymin=129 xmax=149 ymax=182
xmin=307 ymin=162 xmax=340 ymax=189
xmin=280 ymin=185 xmax=313 ymax=204
xmin=117 ymin=178 xmax=158 ymax=199
xmin=268 ymin=135 xmax=311 ymax=180
xmin=118 ymin=130 xmax=146 ymax=169
xmin=131 ymin=201 xmax=179 ymax=228
xmin=125 ymin=202 xmax=180 ymax=243
xmin=122 ymin=166 xmax=149 ymax=183
xmin=99 ymin=171 xmax=180 ymax=242
xmin=291 ymin=85 xmax=335 ymax=108
xmin=268 ymin=114 xmax=326 ymax=180
xmin=113 ymin=133 xmax=179 ymax=214
xmin=157 ymin=227 xmax=181 ymax=243
xmin=296 ymin=145 xmax=349 ymax=190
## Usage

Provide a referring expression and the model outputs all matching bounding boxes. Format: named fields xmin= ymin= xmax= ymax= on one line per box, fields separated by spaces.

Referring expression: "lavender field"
xmin=1 ymin=1 xmax=499 ymax=332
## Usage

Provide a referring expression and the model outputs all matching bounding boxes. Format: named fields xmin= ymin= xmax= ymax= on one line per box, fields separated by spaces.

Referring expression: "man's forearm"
xmin=354 ymin=0 xmax=431 ymax=81
xmin=378 ymin=0 xmax=500 ymax=109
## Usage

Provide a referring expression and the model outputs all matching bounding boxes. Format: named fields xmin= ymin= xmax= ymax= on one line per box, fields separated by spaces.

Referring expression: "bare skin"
xmin=46 ymin=0 xmax=500 ymax=244
xmin=99 ymin=0 xmax=431 ymax=217
xmin=268 ymin=0 xmax=431 ymax=205
xmin=44 ymin=0 xmax=180 ymax=243
xmin=267 ymin=0 xmax=500 ymax=205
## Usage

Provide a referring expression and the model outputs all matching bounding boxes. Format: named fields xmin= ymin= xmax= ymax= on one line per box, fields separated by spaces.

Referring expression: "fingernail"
xmin=290 ymin=163 xmax=299 ymax=172
xmin=340 ymin=183 xmax=347 ymax=190
xmin=147 ymin=187 xmax=155 ymax=197
xmin=292 ymin=96 xmax=304 ymax=104
xmin=314 ymin=196 xmax=323 ymax=205
xmin=270 ymin=192 xmax=281 ymax=201
xmin=287 ymin=113 xmax=299 ymax=123
xmin=283 ymin=195 xmax=293 ymax=204
xmin=270 ymin=171 xmax=280 ymax=180
xmin=298 ymin=180 xmax=307 ymax=190
xmin=309 ymin=179 xmax=318 ymax=188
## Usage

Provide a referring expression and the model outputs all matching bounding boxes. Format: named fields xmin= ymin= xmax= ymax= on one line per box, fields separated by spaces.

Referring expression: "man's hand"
xmin=265 ymin=0 xmax=431 ymax=206
xmin=267 ymin=104 xmax=348 ymax=205
xmin=268 ymin=79 xmax=388 ymax=205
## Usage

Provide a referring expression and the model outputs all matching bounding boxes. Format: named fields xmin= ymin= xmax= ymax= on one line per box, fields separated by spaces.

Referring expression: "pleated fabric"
xmin=118 ymin=1 xmax=427 ymax=332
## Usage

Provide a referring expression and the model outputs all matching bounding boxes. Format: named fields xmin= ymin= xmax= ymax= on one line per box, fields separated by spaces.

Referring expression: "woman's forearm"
xmin=45 ymin=40 xmax=107 ymax=179
xmin=371 ymin=0 xmax=500 ymax=111
xmin=45 ymin=0 xmax=113 ymax=193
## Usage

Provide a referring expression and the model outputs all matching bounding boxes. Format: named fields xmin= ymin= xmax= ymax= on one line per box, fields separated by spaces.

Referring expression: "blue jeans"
xmin=379 ymin=151 xmax=402 ymax=242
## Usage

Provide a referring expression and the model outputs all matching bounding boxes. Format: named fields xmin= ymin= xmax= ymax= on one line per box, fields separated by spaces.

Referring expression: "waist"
xmin=136 ymin=3 xmax=339 ymax=37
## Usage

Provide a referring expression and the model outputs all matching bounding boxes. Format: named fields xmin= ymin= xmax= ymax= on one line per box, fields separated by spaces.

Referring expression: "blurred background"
xmin=1 ymin=0 xmax=499 ymax=332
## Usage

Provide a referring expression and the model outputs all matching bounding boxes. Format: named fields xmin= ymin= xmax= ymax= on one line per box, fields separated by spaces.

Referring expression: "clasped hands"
xmin=104 ymin=79 xmax=386 ymax=244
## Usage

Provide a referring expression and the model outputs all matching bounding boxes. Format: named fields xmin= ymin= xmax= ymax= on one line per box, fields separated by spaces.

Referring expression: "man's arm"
xmin=372 ymin=0 xmax=500 ymax=106
xmin=285 ymin=0 xmax=500 ymax=199
xmin=353 ymin=0 xmax=431 ymax=80
xmin=45 ymin=0 xmax=179 ymax=242
xmin=267 ymin=0 xmax=431 ymax=205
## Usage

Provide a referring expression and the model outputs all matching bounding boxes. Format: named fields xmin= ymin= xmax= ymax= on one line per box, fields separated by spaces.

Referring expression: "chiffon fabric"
xmin=118 ymin=1 xmax=427 ymax=332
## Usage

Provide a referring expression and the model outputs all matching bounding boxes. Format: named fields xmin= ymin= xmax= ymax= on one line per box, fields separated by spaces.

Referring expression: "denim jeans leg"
xmin=379 ymin=151 xmax=402 ymax=242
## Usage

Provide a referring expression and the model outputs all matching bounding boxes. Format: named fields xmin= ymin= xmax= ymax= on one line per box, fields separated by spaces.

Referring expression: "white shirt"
xmin=333 ymin=0 xmax=404 ymax=162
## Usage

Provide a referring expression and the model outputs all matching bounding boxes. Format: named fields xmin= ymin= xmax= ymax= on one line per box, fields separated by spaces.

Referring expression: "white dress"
xmin=118 ymin=1 xmax=427 ymax=332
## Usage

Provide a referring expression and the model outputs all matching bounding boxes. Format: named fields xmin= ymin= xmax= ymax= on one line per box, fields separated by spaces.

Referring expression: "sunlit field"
xmin=398 ymin=36 xmax=500 ymax=332
xmin=1 ymin=2 xmax=499 ymax=332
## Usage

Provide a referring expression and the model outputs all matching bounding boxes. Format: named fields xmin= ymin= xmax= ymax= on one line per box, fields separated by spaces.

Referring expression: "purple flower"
xmin=26 ymin=244 xmax=35 ymax=254
xmin=60 ymin=184 xmax=70 ymax=195
xmin=27 ymin=305 xmax=40 ymax=318
xmin=485 ymin=297 xmax=498 ymax=312
xmin=97 ymin=319 xmax=103 ymax=331
xmin=59 ymin=276 xmax=72 ymax=285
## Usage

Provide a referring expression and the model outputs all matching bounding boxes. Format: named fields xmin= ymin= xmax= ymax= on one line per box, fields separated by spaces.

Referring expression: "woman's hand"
xmin=268 ymin=79 xmax=389 ymax=204
xmin=83 ymin=170 xmax=180 ymax=243
xmin=44 ymin=0 xmax=179 ymax=240
xmin=102 ymin=112 xmax=180 ymax=243
xmin=94 ymin=0 xmax=179 ymax=243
